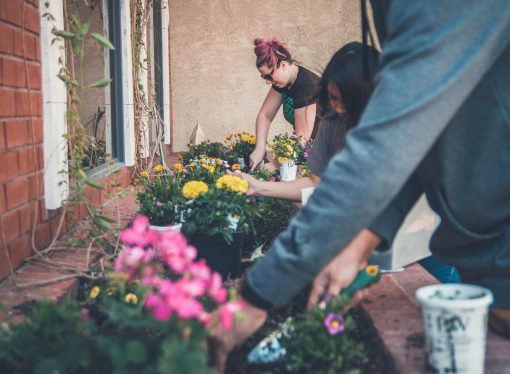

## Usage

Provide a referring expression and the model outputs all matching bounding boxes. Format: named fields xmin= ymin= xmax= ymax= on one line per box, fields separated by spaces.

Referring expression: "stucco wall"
xmin=169 ymin=0 xmax=361 ymax=151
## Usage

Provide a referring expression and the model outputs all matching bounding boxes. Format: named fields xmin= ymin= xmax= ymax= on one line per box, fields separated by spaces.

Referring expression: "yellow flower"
xmin=278 ymin=157 xmax=289 ymax=162
xmin=366 ymin=265 xmax=379 ymax=276
xmin=182 ymin=181 xmax=209 ymax=199
xmin=173 ymin=163 xmax=183 ymax=173
xmin=189 ymin=162 xmax=196 ymax=169
xmin=140 ymin=170 xmax=149 ymax=178
xmin=153 ymin=164 xmax=164 ymax=174
xmin=208 ymin=165 xmax=215 ymax=173
xmin=226 ymin=133 xmax=233 ymax=140
xmin=216 ymin=174 xmax=249 ymax=194
xmin=124 ymin=293 xmax=138 ymax=304
xmin=286 ymin=144 xmax=294 ymax=152
xmin=89 ymin=286 xmax=100 ymax=299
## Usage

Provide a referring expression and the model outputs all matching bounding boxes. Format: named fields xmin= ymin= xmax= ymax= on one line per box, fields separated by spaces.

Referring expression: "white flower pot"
xmin=279 ymin=160 xmax=297 ymax=181
xmin=149 ymin=223 xmax=182 ymax=232
xmin=415 ymin=284 xmax=493 ymax=374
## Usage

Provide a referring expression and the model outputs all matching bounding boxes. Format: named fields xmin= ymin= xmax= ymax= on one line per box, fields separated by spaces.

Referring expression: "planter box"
xmin=188 ymin=232 xmax=245 ymax=280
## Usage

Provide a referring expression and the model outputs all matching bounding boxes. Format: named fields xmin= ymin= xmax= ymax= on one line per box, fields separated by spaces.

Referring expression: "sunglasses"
xmin=260 ymin=67 xmax=275 ymax=81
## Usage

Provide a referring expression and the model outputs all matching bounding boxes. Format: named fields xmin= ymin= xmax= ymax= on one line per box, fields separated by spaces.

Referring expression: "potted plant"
xmin=224 ymin=131 xmax=257 ymax=170
xmin=179 ymin=141 xmax=231 ymax=165
xmin=180 ymin=175 xmax=254 ymax=279
xmin=180 ymin=156 xmax=229 ymax=185
xmin=137 ymin=164 xmax=184 ymax=231
xmin=270 ymin=133 xmax=299 ymax=181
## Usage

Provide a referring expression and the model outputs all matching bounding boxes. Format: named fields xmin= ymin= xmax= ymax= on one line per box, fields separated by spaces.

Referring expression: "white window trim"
xmin=40 ymin=0 xmax=68 ymax=209
xmin=161 ymin=1 xmax=171 ymax=145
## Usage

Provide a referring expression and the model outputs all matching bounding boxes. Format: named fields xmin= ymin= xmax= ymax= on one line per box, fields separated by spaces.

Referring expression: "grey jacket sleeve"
xmin=246 ymin=0 xmax=510 ymax=307
xmin=368 ymin=172 xmax=422 ymax=247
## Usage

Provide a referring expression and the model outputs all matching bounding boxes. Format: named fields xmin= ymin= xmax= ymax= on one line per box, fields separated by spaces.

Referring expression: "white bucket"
xmin=149 ymin=223 xmax=182 ymax=232
xmin=279 ymin=160 xmax=297 ymax=181
xmin=415 ymin=284 xmax=493 ymax=374
xmin=300 ymin=186 xmax=315 ymax=205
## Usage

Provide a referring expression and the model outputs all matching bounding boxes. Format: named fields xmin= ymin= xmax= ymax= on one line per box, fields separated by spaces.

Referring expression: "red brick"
xmin=28 ymin=172 xmax=43 ymax=199
xmin=0 ymin=24 xmax=14 ymax=53
xmin=34 ymin=220 xmax=51 ymax=250
xmin=0 ymin=88 xmax=16 ymax=117
xmin=32 ymin=118 xmax=43 ymax=143
xmin=24 ymin=5 xmax=40 ymax=34
xmin=26 ymin=61 xmax=41 ymax=89
xmin=1 ymin=209 xmax=21 ymax=244
xmin=18 ymin=202 xmax=35 ymax=234
xmin=38 ymin=198 xmax=48 ymax=222
xmin=15 ymin=90 xmax=31 ymax=116
xmin=0 ymin=184 xmax=5 ymax=214
xmin=1 ymin=57 xmax=26 ymax=87
xmin=30 ymin=91 xmax=42 ymax=116
xmin=5 ymin=177 xmax=29 ymax=209
xmin=0 ymin=150 xmax=18 ymax=183
xmin=0 ymin=121 xmax=5 ymax=150
xmin=17 ymin=147 xmax=38 ymax=175
xmin=8 ymin=233 xmax=31 ymax=270
xmin=0 ymin=0 xmax=23 ymax=26
xmin=5 ymin=120 xmax=28 ymax=148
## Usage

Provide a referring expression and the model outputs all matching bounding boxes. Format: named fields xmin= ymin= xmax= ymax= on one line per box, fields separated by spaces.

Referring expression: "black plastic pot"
xmin=188 ymin=232 xmax=245 ymax=280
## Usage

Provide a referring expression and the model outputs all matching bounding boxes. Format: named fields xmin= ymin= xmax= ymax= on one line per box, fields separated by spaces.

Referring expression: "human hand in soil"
xmin=249 ymin=147 xmax=266 ymax=172
xmin=207 ymin=300 xmax=268 ymax=373
xmin=308 ymin=229 xmax=381 ymax=309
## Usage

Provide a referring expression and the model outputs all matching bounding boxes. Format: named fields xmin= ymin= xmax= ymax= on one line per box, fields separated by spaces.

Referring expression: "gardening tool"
xmin=247 ymin=265 xmax=381 ymax=365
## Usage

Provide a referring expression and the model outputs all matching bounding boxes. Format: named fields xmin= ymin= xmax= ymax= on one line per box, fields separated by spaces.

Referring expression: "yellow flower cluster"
xmin=277 ymin=157 xmax=289 ymax=162
xmin=226 ymin=131 xmax=256 ymax=145
xmin=153 ymin=164 xmax=164 ymax=174
xmin=140 ymin=170 xmax=149 ymax=178
xmin=182 ymin=180 xmax=209 ymax=199
xmin=201 ymin=163 xmax=215 ymax=173
xmin=125 ymin=293 xmax=138 ymax=304
xmin=215 ymin=174 xmax=249 ymax=194
xmin=173 ymin=162 xmax=183 ymax=173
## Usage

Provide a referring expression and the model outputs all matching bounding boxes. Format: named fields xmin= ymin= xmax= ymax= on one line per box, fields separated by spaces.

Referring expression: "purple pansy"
xmin=324 ymin=313 xmax=345 ymax=335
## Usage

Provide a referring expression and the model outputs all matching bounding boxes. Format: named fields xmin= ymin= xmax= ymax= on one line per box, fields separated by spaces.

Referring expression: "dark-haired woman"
xmin=242 ymin=42 xmax=378 ymax=200
xmin=250 ymin=38 xmax=320 ymax=171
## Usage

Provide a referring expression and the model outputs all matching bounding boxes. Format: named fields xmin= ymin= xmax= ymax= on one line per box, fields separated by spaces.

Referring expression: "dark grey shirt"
xmin=306 ymin=113 xmax=349 ymax=177
xmin=246 ymin=0 xmax=510 ymax=309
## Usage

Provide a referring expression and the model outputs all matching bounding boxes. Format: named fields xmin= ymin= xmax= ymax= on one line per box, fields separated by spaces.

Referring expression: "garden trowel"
xmin=247 ymin=265 xmax=381 ymax=365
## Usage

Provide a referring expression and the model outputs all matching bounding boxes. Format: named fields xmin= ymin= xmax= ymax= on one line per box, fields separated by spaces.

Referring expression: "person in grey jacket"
xmin=209 ymin=1 xmax=510 ymax=370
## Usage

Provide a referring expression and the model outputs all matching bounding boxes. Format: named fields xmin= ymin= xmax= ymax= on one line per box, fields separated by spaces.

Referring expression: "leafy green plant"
xmin=179 ymin=141 xmax=231 ymax=165
xmin=181 ymin=175 xmax=257 ymax=243
xmin=137 ymin=165 xmax=184 ymax=226
xmin=280 ymin=295 xmax=367 ymax=374
xmin=224 ymin=131 xmax=257 ymax=163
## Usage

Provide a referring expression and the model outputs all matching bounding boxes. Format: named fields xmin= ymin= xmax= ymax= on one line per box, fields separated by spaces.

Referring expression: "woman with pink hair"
xmin=250 ymin=38 xmax=320 ymax=171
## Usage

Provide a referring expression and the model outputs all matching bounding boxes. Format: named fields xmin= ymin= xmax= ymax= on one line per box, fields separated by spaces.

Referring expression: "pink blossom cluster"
xmin=114 ymin=215 xmax=243 ymax=330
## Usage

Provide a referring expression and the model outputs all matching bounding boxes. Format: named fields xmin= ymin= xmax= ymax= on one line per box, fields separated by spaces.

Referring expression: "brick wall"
xmin=0 ymin=0 xmax=44 ymax=279
xmin=0 ymin=0 xmax=133 ymax=281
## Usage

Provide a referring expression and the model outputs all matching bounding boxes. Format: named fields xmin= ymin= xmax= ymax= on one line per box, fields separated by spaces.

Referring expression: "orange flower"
xmin=231 ymin=164 xmax=241 ymax=171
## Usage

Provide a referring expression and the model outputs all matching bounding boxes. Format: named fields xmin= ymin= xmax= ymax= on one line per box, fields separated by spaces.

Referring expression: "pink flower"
xmin=218 ymin=304 xmax=234 ymax=330
xmin=120 ymin=215 xmax=158 ymax=247
xmin=208 ymin=273 xmax=227 ymax=303
xmin=324 ymin=313 xmax=345 ymax=335
xmin=174 ymin=298 xmax=203 ymax=319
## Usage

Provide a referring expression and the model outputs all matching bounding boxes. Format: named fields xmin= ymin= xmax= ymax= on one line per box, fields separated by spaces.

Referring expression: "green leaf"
xmin=93 ymin=217 xmax=112 ymax=231
xmin=125 ymin=340 xmax=147 ymax=364
xmin=57 ymin=74 xmax=81 ymax=87
xmin=52 ymin=29 xmax=75 ymax=39
xmin=95 ymin=214 xmax=115 ymax=223
xmin=77 ymin=22 xmax=90 ymax=38
xmin=88 ymin=78 xmax=112 ymax=88
xmin=84 ymin=178 xmax=106 ymax=190
xmin=91 ymin=32 xmax=115 ymax=50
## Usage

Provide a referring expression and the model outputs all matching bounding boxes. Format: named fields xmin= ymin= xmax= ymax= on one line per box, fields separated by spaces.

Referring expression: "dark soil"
xmin=224 ymin=302 xmax=393 ymax=374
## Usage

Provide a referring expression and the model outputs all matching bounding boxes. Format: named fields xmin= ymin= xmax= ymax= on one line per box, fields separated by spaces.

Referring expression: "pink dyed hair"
xmin=253 ymin=38 xmax=293 ymax=68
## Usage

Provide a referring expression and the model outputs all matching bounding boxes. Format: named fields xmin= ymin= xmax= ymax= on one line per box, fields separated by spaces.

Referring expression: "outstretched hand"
xmin=307 ymin=229 xmax=381 ymax=309
xmin=249 ymin=148 xmax=266 ymax=172
xmin=207 ymin=301 xmax=267 ymax=373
